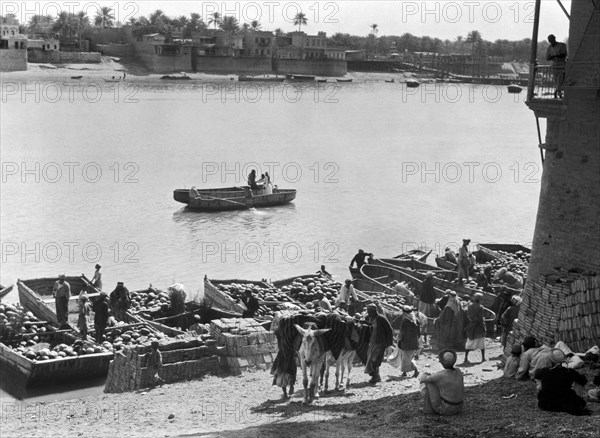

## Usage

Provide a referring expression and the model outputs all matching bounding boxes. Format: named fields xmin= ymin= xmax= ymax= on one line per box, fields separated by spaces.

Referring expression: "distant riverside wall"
xmin=96 ymin=43 xmax=135 ymax=58
xmin=27 ymin=50 xmax=101 ymax=63
xmin=0 ymin=49 xmax=27 ymax=71
xmin=273 ymin=58 xmax=346 ymax=76
xmin=133 ymin=42 xmax=192 ymax=73
xmin=194 ymin=56 xmax=272 ymax=74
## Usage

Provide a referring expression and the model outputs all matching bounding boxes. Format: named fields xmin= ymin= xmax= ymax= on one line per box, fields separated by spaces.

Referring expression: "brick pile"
xmin=209 ymin=318 xmax=278 ymax=375
xmin=507 ymin=270 xmax=600 ymax=355
xmin=104 ymin=333 xmax=220 ymax=393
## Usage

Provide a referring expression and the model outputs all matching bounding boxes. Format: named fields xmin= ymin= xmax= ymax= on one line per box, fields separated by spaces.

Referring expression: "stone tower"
xmin=509 ymin=1 xmax=600 ymax=352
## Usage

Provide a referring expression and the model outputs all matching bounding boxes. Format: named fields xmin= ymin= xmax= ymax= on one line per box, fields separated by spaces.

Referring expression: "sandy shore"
xmin=1 ymin=58 xmax=416 ymax=84
xmin=2 ymin=341 xmax=599 ymax=438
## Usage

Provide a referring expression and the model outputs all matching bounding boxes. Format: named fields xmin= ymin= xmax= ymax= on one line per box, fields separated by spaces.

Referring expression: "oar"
xmin=191 ymin=195 xmax=251 ymax=209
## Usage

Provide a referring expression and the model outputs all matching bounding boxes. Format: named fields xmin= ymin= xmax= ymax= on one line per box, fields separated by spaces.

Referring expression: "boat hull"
xmin=239 ymin=76 xmax=284 ymax=82
xmin=286 ymin=74 xmax=315 ymax=81
xmin=174 ymin=187 xmax=297 ymax=211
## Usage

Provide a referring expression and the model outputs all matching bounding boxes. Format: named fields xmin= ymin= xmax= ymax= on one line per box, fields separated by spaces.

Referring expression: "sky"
xmin=3 ymin=1 xmax=572 ymax=42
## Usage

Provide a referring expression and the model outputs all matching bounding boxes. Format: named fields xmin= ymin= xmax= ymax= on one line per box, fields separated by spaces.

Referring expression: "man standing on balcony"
xmin=546 ymin=34 xmax=567 ymax=98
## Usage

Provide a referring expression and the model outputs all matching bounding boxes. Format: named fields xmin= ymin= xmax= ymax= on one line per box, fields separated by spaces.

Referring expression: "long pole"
xmin=527 ymin=0 xmax=542 ymax=101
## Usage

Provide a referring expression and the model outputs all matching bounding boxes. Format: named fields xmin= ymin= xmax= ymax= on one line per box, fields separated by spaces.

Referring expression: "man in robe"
xmin=336 ymin=279 xmax=358 ymax=310
xmin=364 ymin=304 xmax=393 ymax=384
xmin=457 ymin=239 xmax=471 ymax=285
xmin=546 ymin=34 xmax=567 ymax=98
xmin=434 ymin=291 xmax=465 ymax=351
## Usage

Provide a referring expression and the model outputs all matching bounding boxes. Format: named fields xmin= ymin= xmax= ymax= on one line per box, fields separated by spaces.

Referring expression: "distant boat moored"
xmin=507 ymin=84 xmax=523 ymax=93
xmin=336 ymin=78 xmax=353 ymax=83
xmin=238 ymin=75 xmax=284 ymax=82
xmin=286 ymin=74 xmax=315 ymax=82
xmin=70 ymin=75 xmax=83 ymax=79
xmin=173 ymin=186 xmax=297 ymax=212
xmin=406 ymin=79 xmax=420 ymax=88
xmin=161 ymin=74 xmax=191 ymax=80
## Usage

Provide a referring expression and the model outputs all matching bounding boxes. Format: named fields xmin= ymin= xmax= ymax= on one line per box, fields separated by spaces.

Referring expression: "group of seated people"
xmin=503 ymin=335 xmax=599 ymax=416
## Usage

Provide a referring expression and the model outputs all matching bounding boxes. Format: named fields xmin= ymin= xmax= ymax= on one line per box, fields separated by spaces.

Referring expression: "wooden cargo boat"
xmin=507 ymin=84 xmax=523 ymax=93
xmin=435 ymin=257 xmax=457 ymax=271
xmin=173 ymin=186 xmax=297 ymax=211
xmin=372 ymin=258 xmax=457 ymax=281
xmin=476 ymin=243 xmax=531 ymax=263
xmin=17 ymin=276 xmax=99 ymax=330
xmin=0 ymin=284 xmax=13 ymax=300
xmin=0 ymin=330 xmax=113 ymax=389
xmin=336 ymin=78 xmax=353 ymax=83
xmin=393 ymin=249 xmax=432 ymax=262
xmin=406 ymin=79 xmax=420 ymax=88
xmin=387 ymin=265 xmax=498 ymax=309
xmin=203 ymin=277 xmax=272 ymax=314
xmin=239 ymin=75 xmax=284 ymax=82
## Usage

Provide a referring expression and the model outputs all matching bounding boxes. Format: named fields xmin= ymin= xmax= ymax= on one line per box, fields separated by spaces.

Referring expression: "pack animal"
xmin=321 ymin=324 xmax=361 ymax=392
xmin=295 ymin=323 xmax=330 ymax=404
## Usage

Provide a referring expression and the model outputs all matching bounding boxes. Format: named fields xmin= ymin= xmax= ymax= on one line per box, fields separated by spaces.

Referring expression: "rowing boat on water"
xmin=173 ymin=186 xmax=297 ymax=211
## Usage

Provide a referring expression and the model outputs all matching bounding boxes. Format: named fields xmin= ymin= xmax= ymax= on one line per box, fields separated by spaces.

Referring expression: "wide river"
xmin=1 ymin=78 xmax=543 ymax=298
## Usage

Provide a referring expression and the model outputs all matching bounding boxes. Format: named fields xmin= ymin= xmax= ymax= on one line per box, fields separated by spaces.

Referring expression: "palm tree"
xmin=177 ymin=15 xmax=189 ymax=28
xmin=149 ymin=9 xmax=166 ymax=26
xmin=466 ymin=30 xmax=482 ymax=59
xmin=53 ymin=11 xmax=71 ymax=39
xmin=189 ymin=13 xmax=204 ymax=30
xmin=293 ymin=12 xmax=307 ymax=32
xmin=75 ymin=11 xmax=89 ymax=48
xmin=27 ymin=14 xmax=54 ymax=36
xmin=274 ymin=27 xmax=284 ymax=37
xmin=208 ymin=12 xmax=221 ymax=29
xmin=241 ymin=23 xmax=250 ymax=35
xmin=250 ymin=20 xmax=261 ymax=31
xmin=219 ymin=16 xmax=239 ymax=33
xmin=94 ymin=7 xmax=114 ymax=28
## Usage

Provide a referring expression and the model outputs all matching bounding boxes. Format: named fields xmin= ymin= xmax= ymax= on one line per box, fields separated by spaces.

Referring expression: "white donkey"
xmin=323 ymin=348 xmax=357 ymax=392
xmin=294 ymin=324 xmax=330 ymax=404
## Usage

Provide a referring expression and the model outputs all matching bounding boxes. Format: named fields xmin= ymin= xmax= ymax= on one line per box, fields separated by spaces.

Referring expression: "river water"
xmin=0 ymin=77 xmax=543 ymax=400
xmin=1 ymin=79 xmax=543 ymax=295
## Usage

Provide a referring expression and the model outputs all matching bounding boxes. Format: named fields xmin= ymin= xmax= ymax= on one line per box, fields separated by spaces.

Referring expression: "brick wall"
xmin=0 ymin=49 xmax=27 ymax=71
xmin=194 ymin=56 xmax=272 ymax=74
xmin=27 ymin=51 xmax=101 ymax=63
xmin=273 ymin=58 xmax=347 ymax=76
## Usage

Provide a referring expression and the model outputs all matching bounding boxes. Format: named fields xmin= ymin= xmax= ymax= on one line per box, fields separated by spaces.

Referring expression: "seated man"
xmin=535 ymin=349 xmax=590 ymax=416
xmin=419 ymin=350 xmax=464 ymax=416
xmin=516 ymin=336 xmax=551 ymax=381
xmin=315 ymin=291 xmax=332 ymax=312
xmin=188 ymin=314 xmax=207 ymax=334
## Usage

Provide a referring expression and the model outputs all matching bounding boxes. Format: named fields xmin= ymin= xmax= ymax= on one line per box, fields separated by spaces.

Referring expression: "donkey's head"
xmin=295 ymin=324 xmax=329 ymax=366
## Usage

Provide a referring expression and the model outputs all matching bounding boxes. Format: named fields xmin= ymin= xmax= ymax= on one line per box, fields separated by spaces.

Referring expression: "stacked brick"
xmin=507 ymin=270 xmax=600 ymax=355
xmin=209 ymin=318 xmax=278 ymax=375
xmin=104 ymin=334 xmax=220 ymax=393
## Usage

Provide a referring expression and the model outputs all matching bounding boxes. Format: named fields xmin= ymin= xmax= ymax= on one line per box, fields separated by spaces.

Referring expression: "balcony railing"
xmin=529 ymin=65 xmax=566 ymax=100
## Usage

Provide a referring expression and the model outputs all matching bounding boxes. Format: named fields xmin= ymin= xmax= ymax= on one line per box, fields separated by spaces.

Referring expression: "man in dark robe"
xmin=241 ymin=289 xmax=260 ymax=318
xmin=93 ymin=292 xmax=110 ymax=343
xmin=434 ymin=291 xmax=465 ymax=351
xmin=364 ymin=304 xmax=393 ymax=383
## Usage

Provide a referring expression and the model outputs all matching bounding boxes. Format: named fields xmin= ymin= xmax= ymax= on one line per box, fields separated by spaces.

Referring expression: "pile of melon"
xmin=10 ymin=338 xmax=109 ymax=362
xmin=0 ymin=302 xmax=47 ymax=341
xmin=101 ymin=325 xmax=166 ymax=351
xmin=128 ymin=288 xmax=172 ymax=318
xmin=281 ymin=276 xmax=341 ymax=305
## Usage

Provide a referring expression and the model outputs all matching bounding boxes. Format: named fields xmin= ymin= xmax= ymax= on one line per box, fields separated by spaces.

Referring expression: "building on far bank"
xmin=242 ymin=30 xmax=273 ymax=57
xmin=1 ymin=15 xmax=27 ymax=71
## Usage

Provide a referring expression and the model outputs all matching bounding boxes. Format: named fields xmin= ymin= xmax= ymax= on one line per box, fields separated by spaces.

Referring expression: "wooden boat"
xmin=316 ymin=78 xmax=327 ymax=83
xmin=361 ymin=264 xmax=446 ymax=300
xmin=374 ymin=258 xmax=457 ymax=281
xmin=435 ymin=257 xmax=457 ymax=271
xmin=507 ymin=84 xmax=523 ymax=93
xmin=70 ymin=75 xmax=83 ymax=79
xmin=336 ymin=78 xmax=353 ymax=83
xmin=406 ymin=79 xmax=420 ymax=88
xmin=384 ymin=265 xmax=497 ymax=309
xmin=476 ymin=243 xmax=531 ymax=263
xmin=0 ymin=284 xmax=13 ymax=300
xmin=238 ymin=75 xmax=284 ymax=82
xmin=385 ymin=79 xmax=395 ymax=83
xmin=17 ymin=276 xmax=99 ymax=330
xmin=286 ymin=74 xmax=315 ymax=81
xmin=0 ymin=329 xmax=113 ymax=389
xmin=160 ymin=74 xmax=191 ymax=80
xmin=173 ymin=186 xmax=297 ymax=211
xmin=393 ymin=249 xmax=432 ymax=262
xmin=104 ymin=78 xmax=121 ymax=83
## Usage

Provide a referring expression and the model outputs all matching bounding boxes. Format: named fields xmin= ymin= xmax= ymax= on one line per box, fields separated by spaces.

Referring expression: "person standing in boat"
xmin=91 ymin=264 xmax=102 ymax=290
xmin=444 ymin=247 xmax=457 ymax=264
xmin=350 ymin=249 xmax=373 ymax=272
xmin=109 ymin=281 xmax=131 ymax=320
xmin=264 ymin=172 xmax=273 ymax=195
xmin=457 ymin=239 xmax=471 ymax=285
xmin=248 ymin=170 xmax=258 ymax=191
xmin=53 ymin=274 xmax=71 ymax=329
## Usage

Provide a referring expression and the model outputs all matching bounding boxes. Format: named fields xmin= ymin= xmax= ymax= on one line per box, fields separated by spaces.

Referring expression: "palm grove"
xmin=21 ymin=8 xmax=547 ymax=60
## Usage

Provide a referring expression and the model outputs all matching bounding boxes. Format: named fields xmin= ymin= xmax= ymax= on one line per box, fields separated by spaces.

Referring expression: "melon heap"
xmin=101 ymin=325 xmax=166 ymax=351
xmin=0 ymin=302 xmax=45 ymax=342
xmin=9 ymin=337 xmax=109 ymax=362
xmin=128 ymin=288 xmax=172 ymax=318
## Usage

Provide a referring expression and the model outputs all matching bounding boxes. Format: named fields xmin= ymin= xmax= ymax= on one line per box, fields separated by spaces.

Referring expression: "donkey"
xmin=294 ymin=323 xmax=330 ymax=404
xmin=321 ymin=323 xmax=361 ymax=392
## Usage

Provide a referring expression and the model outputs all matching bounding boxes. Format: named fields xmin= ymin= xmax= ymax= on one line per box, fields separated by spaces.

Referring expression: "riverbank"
xmin=2 ymin=341 xmax=599 ymax=438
